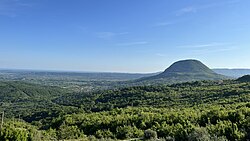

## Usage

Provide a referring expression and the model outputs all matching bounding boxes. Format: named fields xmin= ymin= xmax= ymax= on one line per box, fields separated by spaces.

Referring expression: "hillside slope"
xmin=237 ymin=75 xmax=250 ymax=82
xmin=0 ymin=81 xmax=78 ymax=122
xmin=1 ymin=80 xmax=250 ymax=140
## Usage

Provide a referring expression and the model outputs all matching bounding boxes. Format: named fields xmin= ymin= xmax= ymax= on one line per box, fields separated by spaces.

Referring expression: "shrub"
xmin=144 ymin=129 xmax=157 ymax=140
xmin=188 ymin=127 xmax=210 ymax=141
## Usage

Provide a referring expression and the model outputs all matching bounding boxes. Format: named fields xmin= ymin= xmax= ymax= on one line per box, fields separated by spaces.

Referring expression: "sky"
xmin=0 ymin=0 xmax=250 ymax=73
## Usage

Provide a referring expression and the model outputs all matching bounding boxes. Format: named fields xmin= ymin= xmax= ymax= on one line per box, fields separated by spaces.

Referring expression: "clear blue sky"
xmin=0 ymin=0 xmax=250 ymax=73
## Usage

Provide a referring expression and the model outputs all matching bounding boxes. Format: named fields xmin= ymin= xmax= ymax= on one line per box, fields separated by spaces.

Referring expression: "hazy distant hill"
xmin=137 ymin=59 xmax=227 ymax=84
xmin=0 ymin=69 xmax=157 ymax=81
xmin=213 ymin=69 xmax=250 ymax=78
xmin=0 ymin=69 xmax=159 ymax=91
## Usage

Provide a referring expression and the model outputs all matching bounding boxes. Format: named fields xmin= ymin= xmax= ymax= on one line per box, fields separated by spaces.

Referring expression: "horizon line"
xmin=1 ymin=67 xmax=250 ymax=74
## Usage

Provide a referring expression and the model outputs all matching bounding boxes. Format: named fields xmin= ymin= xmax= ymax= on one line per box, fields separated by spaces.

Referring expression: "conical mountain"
xmin=137 ymin=59 xmax=227 ymax=84
xmin=160 ymin=59 xmax=215 ymax=76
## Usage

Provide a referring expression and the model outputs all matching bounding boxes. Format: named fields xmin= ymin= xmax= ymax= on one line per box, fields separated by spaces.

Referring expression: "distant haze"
xmin=213 ymin=69 xmax=250 ymax=78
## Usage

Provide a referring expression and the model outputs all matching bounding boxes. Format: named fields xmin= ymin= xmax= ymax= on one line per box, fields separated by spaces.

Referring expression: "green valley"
xmin=0 ymin=60 xmax=250 ymax=141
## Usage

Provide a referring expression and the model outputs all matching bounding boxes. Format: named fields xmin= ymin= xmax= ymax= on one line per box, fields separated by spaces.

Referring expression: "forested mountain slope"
xmin=1 ymin=80 xmax=250 ymax=140
xmin=54 ymin=80 xmax=250 ymax=112
xmin=237 ymin=75 xmax=250 ymax=82
xmin=0 ymin=81 xmax=79 ymax=122
xmin=50 ymin=80 xmax=250 ymax=141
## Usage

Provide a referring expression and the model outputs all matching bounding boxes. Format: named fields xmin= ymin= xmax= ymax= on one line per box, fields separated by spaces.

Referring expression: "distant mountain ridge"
xmin=137 ymin=59 xmax=227 ymax=84
xmin=213 ymin=69 xmax=250 ymax=78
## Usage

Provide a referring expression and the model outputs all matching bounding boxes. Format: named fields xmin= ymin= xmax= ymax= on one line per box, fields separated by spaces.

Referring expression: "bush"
xmin=165 ymin=136 xmax=175 ymax=141
xmin=116 ymin=126 xmax=143 ymax=139
xmin=188 ymin=127 xmax=210 ymax=141
xmin=95 ymin=129 xmax=114 ymax=139
xmin=144 ymin=129 xmax=157 ymax=140
xmin=58 ymin=124 xmax=85 ymax=140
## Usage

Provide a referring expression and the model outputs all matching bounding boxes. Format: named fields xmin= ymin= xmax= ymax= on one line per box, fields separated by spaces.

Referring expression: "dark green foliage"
xmin=57 ymin=80 xmax=250 ymax=112
xmin=1 ymin=79 xmax=250 ymax=140
xmin=237 ymin=75 xmax=250 ymax=82
xmin=0 ymin=81 xmax=80 ymax=126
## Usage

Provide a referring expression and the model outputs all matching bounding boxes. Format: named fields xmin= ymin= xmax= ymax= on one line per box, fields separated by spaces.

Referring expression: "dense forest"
xmin=0 ymin=79 xmax=250 ymax=140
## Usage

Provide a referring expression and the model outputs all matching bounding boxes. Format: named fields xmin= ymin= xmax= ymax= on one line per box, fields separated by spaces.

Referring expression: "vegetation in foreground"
xmin=0 ymin=79 xmax=250 ymax=140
